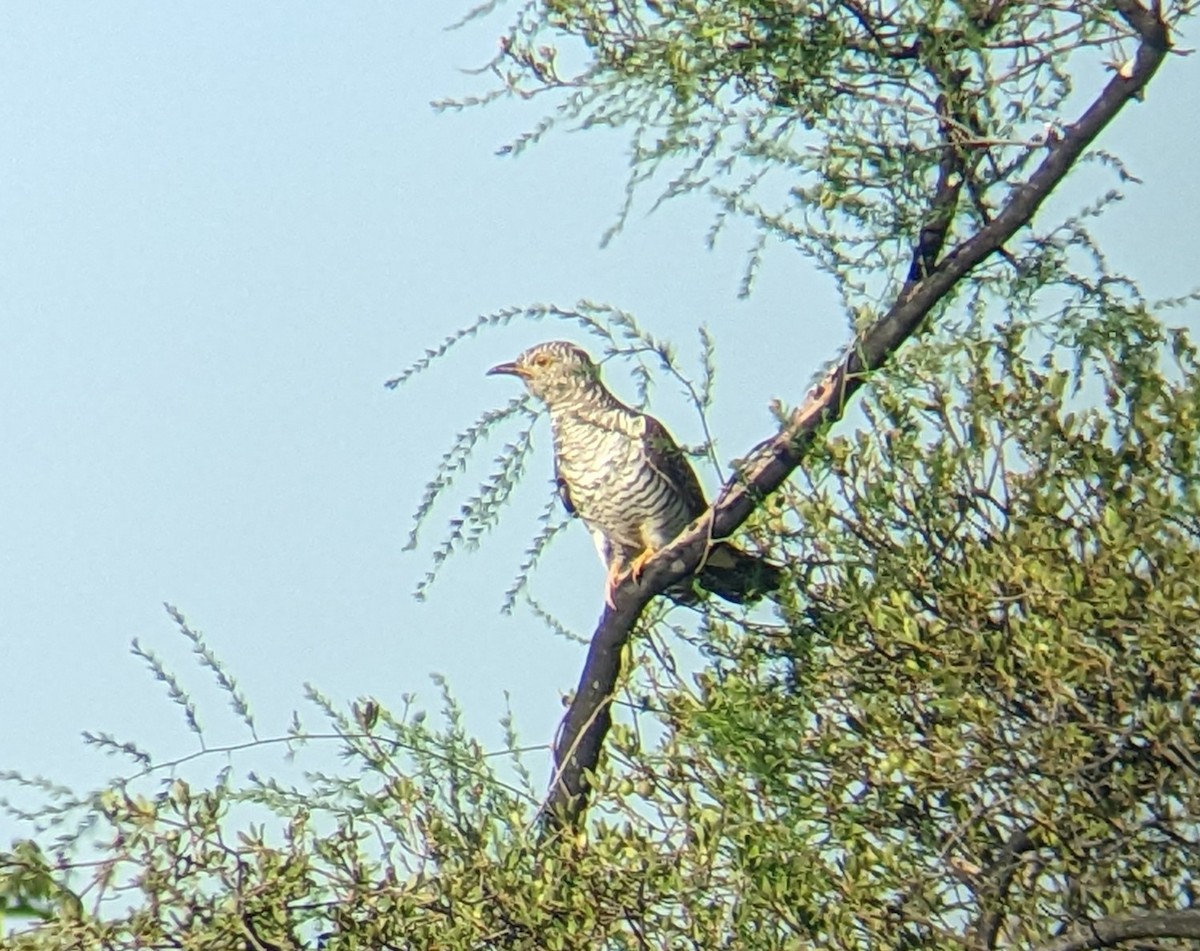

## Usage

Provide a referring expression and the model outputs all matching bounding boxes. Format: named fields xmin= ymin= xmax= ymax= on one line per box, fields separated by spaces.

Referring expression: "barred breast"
xmin=551 ymin=405 xmax=693 ymax=556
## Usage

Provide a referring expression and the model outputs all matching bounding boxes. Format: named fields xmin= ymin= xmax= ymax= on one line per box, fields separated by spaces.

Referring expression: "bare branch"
xmin=1032 ymin=908 xmax=1200 ymax=951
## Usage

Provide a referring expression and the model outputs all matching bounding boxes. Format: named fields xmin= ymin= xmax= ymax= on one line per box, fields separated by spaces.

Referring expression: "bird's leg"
xmin=604 ymin=559 xmax=624 ymax=609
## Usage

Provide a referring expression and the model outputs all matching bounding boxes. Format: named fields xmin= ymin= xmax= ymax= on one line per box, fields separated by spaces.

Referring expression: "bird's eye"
xmin=532 ymin=354 xmax=551 ymax=367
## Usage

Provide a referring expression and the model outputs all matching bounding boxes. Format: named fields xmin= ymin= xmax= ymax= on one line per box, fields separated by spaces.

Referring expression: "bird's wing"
xmin=554 ymin=463 xmax=577 ymax=516
xmin=642 ymin=414 xmax=709 ymax=518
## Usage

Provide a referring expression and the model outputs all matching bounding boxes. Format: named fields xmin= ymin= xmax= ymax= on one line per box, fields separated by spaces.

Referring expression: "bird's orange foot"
xmin=629 ymin=548 xmax=656 ymax=582
xmin=605 ymin=550 xmax=659 ymax=608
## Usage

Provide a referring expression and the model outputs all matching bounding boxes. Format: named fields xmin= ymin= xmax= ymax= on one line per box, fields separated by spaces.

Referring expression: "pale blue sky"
xmin=2 ymin=5 xmax=1197 ymax=823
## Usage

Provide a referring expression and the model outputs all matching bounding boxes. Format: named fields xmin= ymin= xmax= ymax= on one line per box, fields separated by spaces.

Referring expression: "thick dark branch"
xmin=907 ymin=119 xmax=966 ymax=282
xmin=543 ymin=0 xmax=1171 ymax=830
xmin=545 ymin=591 xmax=654 ymax=824
xmin=1111 ymin=0 xmax=1168 ymax=40
xmin=973 ymin=827 xmax=1039 ymax=949
xmin=1032 ymin=909 xmax=1200 ymax=951
xmin=908 ymin=45 xmax=991 ymax=282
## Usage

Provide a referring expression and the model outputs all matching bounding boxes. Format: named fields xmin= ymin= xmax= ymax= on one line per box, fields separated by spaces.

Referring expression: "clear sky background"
xmin=2 ymin=5 xmax=1198 ymax=828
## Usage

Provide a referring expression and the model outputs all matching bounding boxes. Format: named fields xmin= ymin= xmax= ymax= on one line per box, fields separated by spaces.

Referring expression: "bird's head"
xmin=487 ymin=340 xmax=603 ymax=406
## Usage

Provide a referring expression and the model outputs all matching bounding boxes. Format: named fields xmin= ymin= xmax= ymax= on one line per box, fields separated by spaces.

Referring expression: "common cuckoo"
xmin=489 ymin=340 xmax=781 ymax=606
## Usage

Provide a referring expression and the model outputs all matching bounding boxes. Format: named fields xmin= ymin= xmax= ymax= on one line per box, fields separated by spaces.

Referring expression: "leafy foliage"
xmin=6 ymin=305 xmax=1200 ymax=949
xmin=671 ymin=304 xmax=1200 ymax=947
xmin=6 ymin=1 xmax=1200 ymax=948
xmin=464 ymin=0 xmax=1191 ymax=309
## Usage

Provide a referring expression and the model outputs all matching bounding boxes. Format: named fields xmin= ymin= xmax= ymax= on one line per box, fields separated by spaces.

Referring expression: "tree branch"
xmin=973 ymin=826 xmax=1039 ymax=949
xmin=1032 ymin=909 xmax=1200 ymax=951
xmin=543 ymin=0 xmax=1172 ymax=830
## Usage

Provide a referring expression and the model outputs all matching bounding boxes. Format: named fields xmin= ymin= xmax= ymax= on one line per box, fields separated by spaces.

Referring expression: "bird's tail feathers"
xmin=696 ymin=542 xmax=783 ymax=605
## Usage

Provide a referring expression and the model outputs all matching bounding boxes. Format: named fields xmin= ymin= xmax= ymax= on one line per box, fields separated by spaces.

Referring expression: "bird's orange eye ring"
xmin=532 ymin=353 xmax=551 ymax=367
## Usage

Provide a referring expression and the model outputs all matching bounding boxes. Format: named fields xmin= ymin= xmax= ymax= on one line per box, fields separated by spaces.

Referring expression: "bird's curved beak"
xmin=487 ymin=361 xmax=527 ymax=378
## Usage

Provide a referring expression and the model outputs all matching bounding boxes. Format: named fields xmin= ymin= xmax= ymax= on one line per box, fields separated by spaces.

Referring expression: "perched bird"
xmin=488 ymin=340 xmax=781 ymax=606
